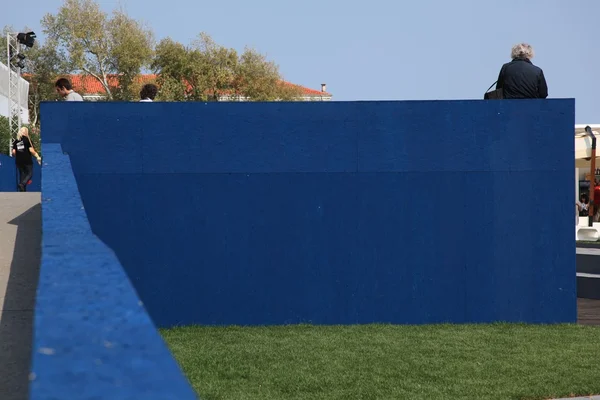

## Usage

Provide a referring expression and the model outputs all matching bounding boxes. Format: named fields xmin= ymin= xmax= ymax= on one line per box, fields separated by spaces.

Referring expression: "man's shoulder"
xmin=66 ymin=91 xmax=84 ymax=101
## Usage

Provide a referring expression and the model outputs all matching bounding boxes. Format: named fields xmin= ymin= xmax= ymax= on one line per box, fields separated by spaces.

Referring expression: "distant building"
xmin=66 ymin=74 xmax=332 ymax=102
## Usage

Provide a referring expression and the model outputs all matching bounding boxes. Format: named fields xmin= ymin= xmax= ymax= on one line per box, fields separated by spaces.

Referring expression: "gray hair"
xmin=511 ymin=43 xmax=534 ymax=60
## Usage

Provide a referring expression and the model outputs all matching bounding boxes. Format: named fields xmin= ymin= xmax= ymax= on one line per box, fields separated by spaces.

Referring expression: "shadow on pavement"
xmin=0 ymin=203 xmax=41 ymax=400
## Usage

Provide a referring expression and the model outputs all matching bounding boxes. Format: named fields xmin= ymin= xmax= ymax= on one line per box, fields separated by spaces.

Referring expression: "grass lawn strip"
xmin=161 ymin=323 xmax=600 ymax=400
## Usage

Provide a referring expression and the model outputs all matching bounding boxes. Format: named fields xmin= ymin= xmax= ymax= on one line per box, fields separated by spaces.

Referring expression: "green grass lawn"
xmin=161 ymin=324 xmax=600 ymax=400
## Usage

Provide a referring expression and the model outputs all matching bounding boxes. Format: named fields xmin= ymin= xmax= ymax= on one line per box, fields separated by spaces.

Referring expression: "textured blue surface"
xmin=40 ymin=99 xmax=577 ymax=329
xmin=32 ymin=144 xmax=197 ymax=400
xmin=0 ymin=153 xmax=42 ymax=191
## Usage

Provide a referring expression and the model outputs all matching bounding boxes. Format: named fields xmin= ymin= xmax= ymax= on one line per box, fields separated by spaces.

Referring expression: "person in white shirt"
xmin=140 ymin=84 xmax=158 ymax=102
xmin=55 ymin=78 xmax=84 ymax=101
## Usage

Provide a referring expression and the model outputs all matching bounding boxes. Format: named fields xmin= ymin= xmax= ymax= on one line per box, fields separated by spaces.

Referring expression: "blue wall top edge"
xmin=40 ymin=99 xmax=575 ymax=175
xmin=32 ymin=144 xmax=197 ymax=400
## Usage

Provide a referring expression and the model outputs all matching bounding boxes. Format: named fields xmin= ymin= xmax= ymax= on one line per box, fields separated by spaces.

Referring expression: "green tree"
xmin=0 ymin=25 xmax=13 ymax=62
xmin=190 ymin=33 xmax=238 ymax=101
xmin=152 ymin=33 xmax=302 ymax=102
xmin=235 ymin=47 xmax=302 ymax=101
xmin=0 ymin=116 xmax=10 ymax=156
xmin=152 ymin=38 xmax=190 ymax=101
xmin=1 ymin=26 xmax=48 ymax=151
xmin=108 ymin=9 xmax=155 ymax=100
xmin=41 ymin=0 xmax=154 ymax=100
xmin=153 ymin=33 xmax=238 ymax=101
xmin=22 ymin=41 xmax=65 ymax=126
xmin=2 ymin=25 xmax=65 ymax=127
xmin=1 ymin=26 xmax=17 ymax=149
xmin=155 ymin=76 xmax=187 ymax=101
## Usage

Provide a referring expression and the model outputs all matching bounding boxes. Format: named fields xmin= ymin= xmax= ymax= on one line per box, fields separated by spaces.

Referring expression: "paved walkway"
xmin=578 ymin=298 xmax=600 ymax=325
xmin=0 ymin=193 xmax=41 ymax=400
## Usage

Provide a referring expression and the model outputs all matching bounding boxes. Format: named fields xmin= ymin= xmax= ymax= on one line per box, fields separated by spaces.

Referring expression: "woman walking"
xmin=12 ymin=127 xmax=41 ymax=192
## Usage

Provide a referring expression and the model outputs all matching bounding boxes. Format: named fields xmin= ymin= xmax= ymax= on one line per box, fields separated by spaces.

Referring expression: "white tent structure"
xmin=575 ymin=124 xmax=600 ymax=240
xmin=0 ymin=60 xmax=29 ymax=124
xmin=575 ymin=124 xmax=600 ymax=167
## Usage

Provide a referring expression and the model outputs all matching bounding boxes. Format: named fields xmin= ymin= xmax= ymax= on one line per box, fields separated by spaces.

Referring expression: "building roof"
xmin=281 ymin=81 xmax=332 ymax=97
xmin=65 ymin=74 xmax=331 ymax=97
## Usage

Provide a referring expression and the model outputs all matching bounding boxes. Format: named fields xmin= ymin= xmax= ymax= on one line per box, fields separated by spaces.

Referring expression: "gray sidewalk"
xmin=0 ymin=193 xmax=41 ymax=400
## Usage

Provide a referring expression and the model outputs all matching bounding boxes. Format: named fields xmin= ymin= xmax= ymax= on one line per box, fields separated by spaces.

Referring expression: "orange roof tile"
xmin=64 ymin=74 xmax=331 ymax=97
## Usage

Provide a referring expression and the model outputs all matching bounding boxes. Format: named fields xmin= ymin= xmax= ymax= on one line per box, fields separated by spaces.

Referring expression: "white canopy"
xmin=575 ymin=124 xmax=600 ymax=168
xmin=0 ymin=61 xmax=29 ymax=124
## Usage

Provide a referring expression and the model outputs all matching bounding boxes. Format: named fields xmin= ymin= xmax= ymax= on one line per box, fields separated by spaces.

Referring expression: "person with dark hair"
xmin=140 ymin=84 xmax=158 ymax=102
xmin=12 ymin=127 xmax=41 ymax=192
xmin=577 ymin=193 xmax=590 ymax=217
xmin=55 ymin=78 xmax=83 ymax=101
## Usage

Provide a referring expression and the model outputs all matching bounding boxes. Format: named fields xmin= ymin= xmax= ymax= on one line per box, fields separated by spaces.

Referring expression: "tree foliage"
xmin=191 ymin=33 xmax=238 ymax=101
xmin=107 ymin=10 xmax=155 ymax=100
xmin=2 ymin=0 xmax=305 ymax=135
xmin=152 ymin=38 xmax=194 ymax=101
xmin=1 ymin=26 xmax=61 ymax=141
xmin=22 ymin=41 xmax=65 ymax=126
xmin=235 ymin=47 xmax=302 ymax=101
xmin=41 ymin=0 xmax=154 ymax=100
xmin=0 ymin=25 xmax=13 ymax=61
xmin=0 ymin=116 xmax=10 ymax=156
xmin=153 ymin=33 xmax=302 ymax=101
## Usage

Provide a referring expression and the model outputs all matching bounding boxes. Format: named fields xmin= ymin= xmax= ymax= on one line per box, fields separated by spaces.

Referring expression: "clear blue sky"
xmin=2 ymin=0 xmax=598 ymax=122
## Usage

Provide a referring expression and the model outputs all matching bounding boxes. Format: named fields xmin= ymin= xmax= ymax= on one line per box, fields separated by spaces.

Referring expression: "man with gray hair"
xmin=495 ymin=43 xmax=548 ymax=99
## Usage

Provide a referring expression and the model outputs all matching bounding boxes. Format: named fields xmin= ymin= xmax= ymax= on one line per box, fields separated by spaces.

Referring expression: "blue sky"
xmin=2 ymin=0 xmax=598 ymax=122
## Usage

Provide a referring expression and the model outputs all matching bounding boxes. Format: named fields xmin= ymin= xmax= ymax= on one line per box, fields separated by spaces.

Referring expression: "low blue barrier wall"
xmin=0 ymin=153 xmax=41 ymax=191
xmin=31 ymin=144 xmax=197 ymax=399
xmin=40 ymin=99 xmax=577 ymax=328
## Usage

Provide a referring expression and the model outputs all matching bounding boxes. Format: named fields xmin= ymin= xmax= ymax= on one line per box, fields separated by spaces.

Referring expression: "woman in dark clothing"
xmin=12 ymin=127 xmax=41 ymax=192
xmin=496 ymin=43 xmax=548 ymax=99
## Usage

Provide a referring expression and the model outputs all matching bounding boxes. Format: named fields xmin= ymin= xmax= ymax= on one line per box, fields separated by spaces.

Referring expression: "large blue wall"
xmin=0 ymin=153 xmax=41 ymax=191
xmin=32 ymin=144 xmax=197 ymax=399
xmin=41 ymin=99 xmax=577 ymax=327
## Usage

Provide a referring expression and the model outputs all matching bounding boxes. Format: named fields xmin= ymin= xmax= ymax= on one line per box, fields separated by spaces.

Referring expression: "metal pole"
xmin=585 ymin=125 xmax=596 ymax=227
xmin=6 ymin=34 xmax=11 ymax=157
xmin=6 ymin=33 xmax=23 ymax=158
xmin=17 ymin=58 xmax=21 ymax=134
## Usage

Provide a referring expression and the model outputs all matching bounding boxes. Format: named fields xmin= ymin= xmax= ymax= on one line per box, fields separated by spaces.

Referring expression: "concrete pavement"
xmin=0 ymin=193 xmax=41 ymax=400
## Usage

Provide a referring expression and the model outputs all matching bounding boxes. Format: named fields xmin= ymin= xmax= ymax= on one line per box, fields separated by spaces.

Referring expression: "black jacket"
xmin=496 ymin=58 xmax=548 ymax=99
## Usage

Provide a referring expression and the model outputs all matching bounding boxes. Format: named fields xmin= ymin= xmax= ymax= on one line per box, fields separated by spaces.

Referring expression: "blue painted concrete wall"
xmin=40 ymin=99 xmax=577 ymax=327
xmin=0 ymin=153 xmax=41 ymax=191
xmin=31 ymin=144 xmax=197 ymax=400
